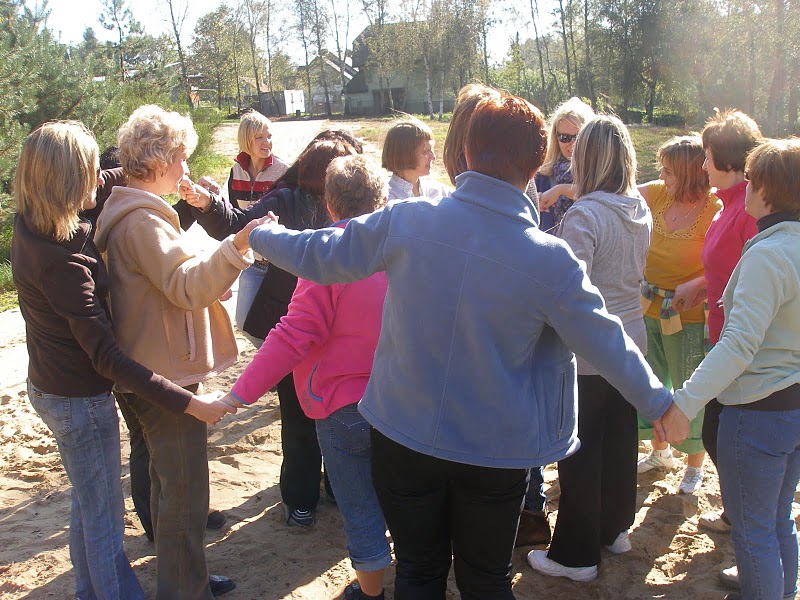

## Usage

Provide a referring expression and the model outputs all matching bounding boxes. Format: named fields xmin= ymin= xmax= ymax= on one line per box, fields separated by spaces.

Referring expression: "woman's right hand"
xmin=184 ymin=391 xmax=238 ymax=425
xmin=197 ymin=176 xmax=222 ymax=195
xmin=673 ymin=276 xmax=707 ymax=311
xmin=179 ymin=177 xmax=213 ymax=211
xmin=232 ymin=215 xmax=274 ymax=253
xmin=540 ymin=183 xmax=576 ymax=209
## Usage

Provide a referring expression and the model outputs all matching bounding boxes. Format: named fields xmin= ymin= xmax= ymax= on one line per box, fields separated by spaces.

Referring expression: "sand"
xmin=1 ymin=119 xmax=797 ymax=599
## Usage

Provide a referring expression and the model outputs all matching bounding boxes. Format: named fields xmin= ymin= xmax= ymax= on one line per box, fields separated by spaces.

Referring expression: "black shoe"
xmin=343 ymin=582 xmax=384 ymax=600
xmin=210 ymin=575 xmax=236 ymax=597
xmin=207 ymin=510 xmax=227 ymax=530
xmin=514 ymin=510 xmax=551 ymax=547
xmin=286 ymin=507 xmax=315 ymax=528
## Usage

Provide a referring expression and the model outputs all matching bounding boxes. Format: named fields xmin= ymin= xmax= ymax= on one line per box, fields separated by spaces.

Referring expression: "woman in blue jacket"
xmin=245 ymin=94 xmax=673 ymax=600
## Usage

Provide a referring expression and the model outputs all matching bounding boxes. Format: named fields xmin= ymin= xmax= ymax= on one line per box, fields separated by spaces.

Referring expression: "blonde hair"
xmin=539 ymin=97 xmax=595 ymax=177
xmin=381 ymin=118 xmax=433 ymax=173
xmin=572 ymin=114 xmax=637 ymax=198
xmin=746 ymin=138 xmax=800 ymax=214
xmin=237 ymin=111 xmax=272 ymax=156
xmin=14 ymin=121 xmax=98 ymax=241
xmin=657 ymin=135 xmax=710 ymax=204
xmin=325 ymin=155 xmax=387 ymax=220
xmin=117 ymin=105 xmax=198 ymax=182
xmin=443 ymin=83 xmax=503 ymax=184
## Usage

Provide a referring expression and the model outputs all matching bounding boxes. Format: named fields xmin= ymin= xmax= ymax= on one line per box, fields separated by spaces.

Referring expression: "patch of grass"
xmin=629 ymin=125 xmax=688 ymax=183
xmin=0 ymin=260 xmax=14 ymax=311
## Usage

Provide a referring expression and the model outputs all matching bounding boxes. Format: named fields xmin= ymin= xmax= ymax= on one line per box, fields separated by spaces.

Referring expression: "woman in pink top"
xmin=223 ymin=155 xmax=391 ymax=600
xmin=669 ymin=110 xmax=762 ymax=537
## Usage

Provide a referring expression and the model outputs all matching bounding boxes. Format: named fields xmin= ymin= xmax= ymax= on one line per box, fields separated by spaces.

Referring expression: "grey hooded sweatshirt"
xmin=557 ymin=190 xmax=652 ymax=375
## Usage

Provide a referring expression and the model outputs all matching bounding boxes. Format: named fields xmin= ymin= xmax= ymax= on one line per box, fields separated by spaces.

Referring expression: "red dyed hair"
xmin=464 ymin=95 xmax=547 ymax=188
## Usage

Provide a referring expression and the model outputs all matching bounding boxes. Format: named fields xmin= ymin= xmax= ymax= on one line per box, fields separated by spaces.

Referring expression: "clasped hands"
xmin=651 ymin=402 xmax=690 ymax=445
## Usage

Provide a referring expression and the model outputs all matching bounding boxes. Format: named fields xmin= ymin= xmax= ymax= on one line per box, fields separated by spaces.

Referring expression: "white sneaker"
xmin=678 ymin=467 xmax=704 ymax=494
xmin=699 ymin=511 xmax=732 ymax=533
xmin=604 ymin=530 xmax=631 ymax=554
xmin=637 ymin=448 xmax=674 ymax=473
xmin=527 ymin=549 xmax=598 ymax=582
xmin=720 ymin=565 xmax=739 ymax=589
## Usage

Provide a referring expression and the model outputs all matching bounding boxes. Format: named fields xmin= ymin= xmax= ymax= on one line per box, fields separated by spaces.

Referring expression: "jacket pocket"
xmin=557 ymin=370 xmax=567 ymax=439
xmin=185 ymin=311 xmax=196 ymax=362
xmin=306 ymin=363 xmax=324 ymax=403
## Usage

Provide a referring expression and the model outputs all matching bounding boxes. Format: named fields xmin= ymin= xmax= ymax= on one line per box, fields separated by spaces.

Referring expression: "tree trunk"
xmin=583 ymin=0 xmax=596 ymax=109
xmin=423 ymin=52 xmax=434 ymax=119
xmin=765 ymin=0 xmax=786 ymax=134
xmin=557 ymin=0 xmax=572 ymax=95
xmin=530 ymin=0 xmax=548 ymax=113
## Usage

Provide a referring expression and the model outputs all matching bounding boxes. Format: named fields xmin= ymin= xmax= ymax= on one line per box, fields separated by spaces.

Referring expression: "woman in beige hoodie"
xmin=95 ymin=105 xmax=260 ymax=600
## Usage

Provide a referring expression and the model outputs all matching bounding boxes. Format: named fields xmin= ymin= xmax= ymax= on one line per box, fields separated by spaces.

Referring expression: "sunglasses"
xmin=557 ymin=133 xmax=578 ymax=144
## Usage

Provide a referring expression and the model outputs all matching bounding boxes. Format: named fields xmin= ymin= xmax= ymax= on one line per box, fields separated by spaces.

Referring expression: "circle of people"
xmin=11 ymin=83 xmax=800 ymax=600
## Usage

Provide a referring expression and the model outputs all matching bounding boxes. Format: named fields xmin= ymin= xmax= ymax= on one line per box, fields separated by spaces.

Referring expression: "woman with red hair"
xmin=244 ymin=94 xmax=673 ymax=599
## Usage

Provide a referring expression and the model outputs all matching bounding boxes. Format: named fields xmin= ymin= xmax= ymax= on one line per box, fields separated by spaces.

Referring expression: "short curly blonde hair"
xmin=238 ymin=111 xmax=272 ymax=156
xmin=117 ymin=105 xmax=198 ymax=182
xmin=15 ymin=121 xmax=98 ymax=241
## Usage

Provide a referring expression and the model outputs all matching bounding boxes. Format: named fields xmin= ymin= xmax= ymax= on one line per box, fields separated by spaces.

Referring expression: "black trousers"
xmin=548 ymin=375 xmax=638 ymax=568
xmin=277 ymin=374 xmax=321 ymax=512
xmin=702 ymin=397 xmax=724 ymax=468
xmin=370 ymin=429 xmax=527 ymax=600
xmin=115 ymin=391 xmax=153 ymax=540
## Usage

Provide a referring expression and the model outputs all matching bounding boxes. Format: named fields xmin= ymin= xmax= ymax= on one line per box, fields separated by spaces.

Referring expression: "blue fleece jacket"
xmin=250 ymin=171 xmax=671 ymax=468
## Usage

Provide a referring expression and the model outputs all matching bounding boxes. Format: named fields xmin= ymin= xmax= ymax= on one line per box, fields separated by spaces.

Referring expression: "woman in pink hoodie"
xmin=223 ymin=155 xmax=390 ymax=600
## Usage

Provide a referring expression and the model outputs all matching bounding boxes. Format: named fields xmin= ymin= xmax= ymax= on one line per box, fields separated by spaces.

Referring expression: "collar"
xmin=757 ymin=210 xmax=800 ymax=232
xmin=390 ymin=173 xmax=415 ymax=196
xmin=714 ymin=179 xmax=748 ymax=206
xmin=235 ymin=151 xmax=274 ymax=172
xmin=452 ymin=171 xmax=539 ymax=227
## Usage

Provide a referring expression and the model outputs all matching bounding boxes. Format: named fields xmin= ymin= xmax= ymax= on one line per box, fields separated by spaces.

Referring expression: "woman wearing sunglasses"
xmin=533 ymin=97 xmax=594 ymax=232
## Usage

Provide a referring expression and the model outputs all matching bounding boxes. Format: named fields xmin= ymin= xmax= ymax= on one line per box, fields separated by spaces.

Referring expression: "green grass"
xmin=629 ymin=126 xmax=688 ymax=183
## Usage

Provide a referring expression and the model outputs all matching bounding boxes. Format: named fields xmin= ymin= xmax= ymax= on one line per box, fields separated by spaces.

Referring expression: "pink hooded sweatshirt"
xmin=231 ymin=225 xmax=388 ymax=419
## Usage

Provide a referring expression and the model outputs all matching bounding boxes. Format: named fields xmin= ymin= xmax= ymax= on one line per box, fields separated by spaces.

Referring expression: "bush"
xmin=651 ymin=108 xmax=687 ymax=128
xmin=625 ymin=108 xmax=646 ymax=124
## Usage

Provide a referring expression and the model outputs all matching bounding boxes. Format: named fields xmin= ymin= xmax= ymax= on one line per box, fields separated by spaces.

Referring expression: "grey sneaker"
xmin=678 ymin=467 xmax=704 ymax=494
xmin=527 ymin=549 xmax=597 ymax=582
xmin=604 ymin=530 xmax=631 ymax=554
xmin=720 ymin=565 xmax=739 ymax=590
xmin=637 ymin=449 xmax=674 ymax=473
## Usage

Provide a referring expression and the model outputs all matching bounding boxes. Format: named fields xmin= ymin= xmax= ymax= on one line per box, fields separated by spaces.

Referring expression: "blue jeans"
xmin=235 ymin=264 xmax=267 ymax=348
xmin=28 ymin=381 xmax=144 ymax=600
xmin=523 ymin=466 xmax=546 ymax=512
xmin=718 ymin=406 xmax=800 ymax=600
xmin=315 ymin=405 xmax=391 ymax=572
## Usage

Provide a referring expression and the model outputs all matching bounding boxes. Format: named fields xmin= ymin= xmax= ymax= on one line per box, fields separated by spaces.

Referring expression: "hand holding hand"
xmin=197 ymin=176 xmax=222 ymax=195
xmin=184 ymin=391 xmax=237 ymax=425
xmin=219 ymin=392 xmax=246 ymax=410
xmin=233 ymin=215 xmax=276 ymax=253
xmin=672 ymin=276 xmax=707 ymax=312
xmin=659 ymin=402 xmax=690 ymax=445
xmin=539 ymin=184 xmax=576 ymax=210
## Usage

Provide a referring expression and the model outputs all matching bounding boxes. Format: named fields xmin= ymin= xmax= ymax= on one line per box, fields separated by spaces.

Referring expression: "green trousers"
xmin=638 ymin=317 xmax=706 ymax=455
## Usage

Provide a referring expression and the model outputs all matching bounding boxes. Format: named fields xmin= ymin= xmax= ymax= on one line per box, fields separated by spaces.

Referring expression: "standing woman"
xmin=527 ymin=115 xmax=653 ymax=581
xmin=246 ymin=95 xmax=673 ymax=599
xmin=184 ymin=138 xmax=358 ymax=528
xmin=95 ymin=105 xmax=259 ymax=600
xmin=533 ymin=97 xmax=594 ymax=232
xmin=636 ymin=136 xmax=722 ymax=494
xmin=382 ymin=118 xmax=450 ymax=201
xmin=11 ymin=121 xmax=233 ymax=600
xmin=670 ymin=138 xmax=800 ymax=600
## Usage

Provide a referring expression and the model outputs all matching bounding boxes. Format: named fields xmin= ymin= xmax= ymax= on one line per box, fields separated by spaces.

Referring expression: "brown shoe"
xmin=515 ymin=510 xmax=551 ymax=547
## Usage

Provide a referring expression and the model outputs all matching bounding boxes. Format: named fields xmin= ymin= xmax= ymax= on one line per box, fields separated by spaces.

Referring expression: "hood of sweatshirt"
xmin=579 ymin=189 xmax=650 ymax=234
xmin=94 ymin=187 xmax=181 ymax=253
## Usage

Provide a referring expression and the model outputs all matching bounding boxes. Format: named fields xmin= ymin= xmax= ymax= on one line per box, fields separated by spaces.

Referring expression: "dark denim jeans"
xmin=718 ymin=406 xmax=800 ymax=600
xmin=371 ymin=429 xmax=527 ymax=600
xmin=119 ymin=387 xmax=213 ymax=600
xmin=115 ymin=392 xmax=152 ymax=541
xmin=315 ymin=404 xmax=390 ymax=572
xmin=28 ymin=381 xmax=144 ymax=600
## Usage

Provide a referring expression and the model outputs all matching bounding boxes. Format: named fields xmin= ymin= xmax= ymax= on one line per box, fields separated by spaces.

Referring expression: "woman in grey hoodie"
xmin=528 ymin=114 xmax=652 ymax=581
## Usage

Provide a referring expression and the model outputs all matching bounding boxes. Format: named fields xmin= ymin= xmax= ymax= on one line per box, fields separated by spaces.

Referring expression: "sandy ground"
xmin=1 ymin=119 xmax=798 ymax=599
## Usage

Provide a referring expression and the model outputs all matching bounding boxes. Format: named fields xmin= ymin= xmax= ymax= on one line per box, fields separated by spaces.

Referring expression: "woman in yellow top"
xmin=637 ymin=136 xmax=721 ymax=494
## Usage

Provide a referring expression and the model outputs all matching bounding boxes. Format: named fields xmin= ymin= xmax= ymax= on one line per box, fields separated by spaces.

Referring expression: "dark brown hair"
xmin=381 ymin=119 xmax=433 ymax=173
xmin=298 ymin=139 xmax=357 ymax=197
xmin=746 ymin=138 xmax=800 ymax=214
xmin=702 ymin=109 xmax=762 ymax=173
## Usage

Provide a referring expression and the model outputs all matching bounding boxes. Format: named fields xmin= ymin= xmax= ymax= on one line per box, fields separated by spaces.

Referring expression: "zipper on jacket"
xmin=557 ymin=369 xmax=566 ymax=439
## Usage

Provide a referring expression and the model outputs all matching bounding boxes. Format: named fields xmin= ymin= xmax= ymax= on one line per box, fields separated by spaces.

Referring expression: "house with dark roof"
xmin=297 ymin=50 xmax=357 ymax=114
xmin=343 ymin=23 xmax=456 ymax=115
